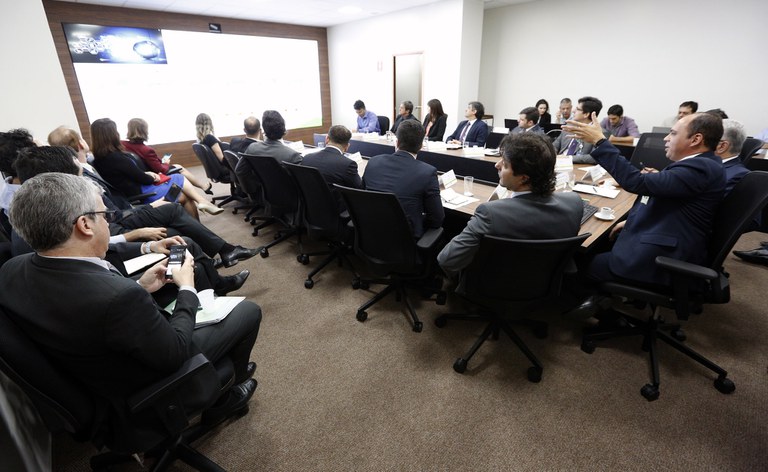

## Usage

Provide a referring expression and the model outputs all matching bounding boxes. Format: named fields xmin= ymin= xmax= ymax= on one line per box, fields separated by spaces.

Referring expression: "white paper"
xmin=572 ymin=184 xmax=620 ymax=199
xmin=123 ymin=253 xmax=166 ymax=276
xmin=440 ymin=169 xmax=457 ymax=189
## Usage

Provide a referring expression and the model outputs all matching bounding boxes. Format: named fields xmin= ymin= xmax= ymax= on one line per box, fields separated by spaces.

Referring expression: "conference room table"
xmin=339 ymin=136 xmax=636 ymax=251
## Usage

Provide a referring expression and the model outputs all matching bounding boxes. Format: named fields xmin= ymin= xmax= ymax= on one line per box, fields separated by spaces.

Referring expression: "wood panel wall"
xmin=43 ymin=0 xmax=331 ymax=168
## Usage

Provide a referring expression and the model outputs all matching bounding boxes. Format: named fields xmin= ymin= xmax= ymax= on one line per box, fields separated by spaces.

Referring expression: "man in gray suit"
xmin=437 ymin=133 xmax=582 ymax=276
xmin=510 ymin=107 xmax=545 ymax=136
xmin=552 ymin=96 xmax=603 ymax=163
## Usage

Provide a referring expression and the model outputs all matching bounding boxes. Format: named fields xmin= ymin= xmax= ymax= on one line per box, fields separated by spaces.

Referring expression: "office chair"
xmin=435 ymin=234 xmax=589 ymax=380
xmin=0 ymin=306 xmax=243 ymax=471
xmin=485 ymin=132 xmax=506 ymax=149
xmin=237 ymin=153 xmax=301 ymax=258
xmin=221 ymin=150 xmax=257 ymax=217
xmin=739 ymin=137 xmax=763 ymax=165
xmin=191 ymin=143 xmax=236 ymax=207
xmin=126 ymin=152 xmax=181 ymax=175
xmin=284 ymin=162 xmax=356 ymax=289
xmin=336 ymin=185 xmax=445 ymax=332
xmin=581 ymin=171 xmax=768 ymax=401
xmin=377 ymin=116 xmax=390 ymax=136
xmin=629 ymin=133 xmax=672 ymax=170
xmin=546 ymin=129 xmax=562 ymax=141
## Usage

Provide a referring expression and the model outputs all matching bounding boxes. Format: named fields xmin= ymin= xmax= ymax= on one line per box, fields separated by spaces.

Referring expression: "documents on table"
xmin=579 ymin=165 xmax=607 ymax=182
xmin=440 ymin=187 xmax=478 ymax=209
xmin=346 ymin=151 xmax=364 ymax=165
xmin=573 ymin=184 xmax=620 ymax=199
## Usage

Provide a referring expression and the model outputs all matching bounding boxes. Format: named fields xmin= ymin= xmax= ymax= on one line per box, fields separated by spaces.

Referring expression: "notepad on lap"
xmin=165 ymin=289 xmax=245 ymax=328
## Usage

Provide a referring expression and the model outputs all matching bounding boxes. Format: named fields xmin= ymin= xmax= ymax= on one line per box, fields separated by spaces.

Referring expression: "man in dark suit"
xmin=363 ymin=120 xmax=444 ymax=238
xmin=446 ymin=101 xmax=489 ymax=147
xmin=438 ymin=133 xmax=582 ymax=278
xmin=241 ymin=110 xmax=302 ymax=164
xmin=229 ymin=116 xmax=263 ymax=155
xmin=510 ymin=107 xmax=546 ymax=136
xmin=301 ymin=125 xmax=362 ymax=210
xmin=565 ymin=112 xmax=725 ymax=289
xmin=552 ymin=96 xmax=603 ymax=164
xmin=390 ymin=100 xmax=419 ymax=133
xmin=0 ymin=172 xmax=262 ymax=422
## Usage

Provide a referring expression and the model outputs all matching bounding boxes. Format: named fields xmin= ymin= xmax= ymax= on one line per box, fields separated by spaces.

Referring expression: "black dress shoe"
xmin=220 ymin=246 xmax=258 ymax=268
xmin=563 ymin=295 xmax=611 ymax=321
xmin=246 ymin=361 xmax=256 ymax=378
xmin=201 ymin=378 xmax=257 ymax=426
xmin=214 ymin=270 xmax=250 ymax=296
xmin=733 ymin=248 xmax=768 ymax=265
xmin=212 ymin=258 xmax=224 ymax=269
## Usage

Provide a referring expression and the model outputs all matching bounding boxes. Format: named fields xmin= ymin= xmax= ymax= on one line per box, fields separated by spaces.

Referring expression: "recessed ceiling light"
xmin=339 ymin=6 xmax=363 ymax=15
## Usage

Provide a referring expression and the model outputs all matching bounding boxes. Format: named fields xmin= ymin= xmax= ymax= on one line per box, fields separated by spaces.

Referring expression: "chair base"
xmin=354 ymin=280 xmax=424 ymax=332
xmin=581 ymin=308 xmax=735 ymax=401
xmin=297 ymin=242 xmax=357 ymax=289
xmin=435 ymin=312 xmax=546 ymax=381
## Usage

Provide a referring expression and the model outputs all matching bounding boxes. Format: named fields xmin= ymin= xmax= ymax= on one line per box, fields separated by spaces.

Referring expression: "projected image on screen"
xmin=64 ymin=24 xmax=167 ymax=64
xmin=68 ymin=26 xmax=323 ymax=144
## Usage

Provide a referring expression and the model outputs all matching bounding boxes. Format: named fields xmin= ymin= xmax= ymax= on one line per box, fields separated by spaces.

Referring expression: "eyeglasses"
xmin=72 ymin=210 xmax=119 ymax=225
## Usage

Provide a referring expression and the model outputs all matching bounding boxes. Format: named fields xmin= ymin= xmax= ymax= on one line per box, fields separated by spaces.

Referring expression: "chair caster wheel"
xmin=532 ymin=325 xmax=548 ymax=339
xmin=304 ymin=279 xmax=314 ymax=289
xmin=356 ymin=310 xmax=367 ymax=322
xmin=435 ymin=292 xmax=447 ymax=305
xmin=641 ymin=384 xmax=660 ymax=401
xmin=434 ymin=316 xmax=447 ymax=328
xmin=580 ymin=340 xmax=595 ymax=354
xmin=413 ymin=321 xmax=423 ymax=333
xmin=352 ymin=278 xmax=361 ymax=290
xmin=671 ymin=328 xmax=686 ymax=342
xmin=714 ymin=376 xmax=735 ymax=394
xmin=453 ymin=358 xmax=467 ymax=374
xmin=360 ymin=281 xmax=369 ymax=290
xmin=527 ymin=366 xmax=543 ymax=383
xmin=260 ymin=248 xmax=269 ymax=258
xmin=297 ymin=254 xmax=310 ymax=265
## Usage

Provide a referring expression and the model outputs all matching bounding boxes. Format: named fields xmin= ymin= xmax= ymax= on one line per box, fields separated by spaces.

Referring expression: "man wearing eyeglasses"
xmin=551 ymin=96 xmax=603 ymax=164
xmin=0 ymin=172 xmax=262 ymax=425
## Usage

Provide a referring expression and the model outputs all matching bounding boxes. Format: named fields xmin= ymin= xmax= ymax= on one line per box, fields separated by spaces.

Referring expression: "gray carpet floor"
xmin=53 ymin=170 xmax=768 ymax=471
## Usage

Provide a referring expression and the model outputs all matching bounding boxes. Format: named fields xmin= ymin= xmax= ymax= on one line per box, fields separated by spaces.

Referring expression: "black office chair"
xmin=0 ymin=306 xmax=242 ymax=471
xmin=284 ymin=162 xmax=356 ymax=289
xmin=237 ymin=153 xmax=301 ymax=258
xmin=192 ymin=143 xmax=236 ymax=207
xmin=629 ymin=133 xmax=672 ymax=170
xmin=485 ymin=132 xmax=506 ymax=149
xmin=336 ymin=185 xmax=445 ymax=332
xmin=127 ymin=151 xmax=181 ymax=175
xmin=377 ymin=116 xmax=390 ymax=136
xmin=222 ymin=150 xmax=257 ymax=217
xmin=546 ymin=129 xmax=562 ymax=142
xmin=435 ymin=234 xmax=589 ymax=380
xmin=739 ymin=137 xmax=763 ymax=165
xmin=581 ymin=171 xmax=768 ymax=401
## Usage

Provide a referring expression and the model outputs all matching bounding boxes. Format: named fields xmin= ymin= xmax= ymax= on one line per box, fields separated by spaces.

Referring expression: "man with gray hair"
xmin=0 ymin=172 xmax=262 ymax=425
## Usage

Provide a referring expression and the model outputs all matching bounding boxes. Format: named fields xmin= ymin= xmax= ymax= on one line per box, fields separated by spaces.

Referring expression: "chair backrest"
xmin=707 ymin=171 xmax=768 ymax=269
xmin=546 ymin=129 xmax=562 ymax=141
xmin=126 ymin=151 xmax=149 ymax=172
xmin=377 ymin=116 xmax=390 ymax=135
xmin=739 ymin=137 xmax=763 ymax=165
xmin=0 ymin=306 xmax=96 ymax=438
xmin=192 ymin=143 xmax=227 ymax=182
xmin=239 ymin=154 xmax=298 ymax=216
xmin=461 ymin=234 xmax=589 ymax=304
xmin=284 ymin=162 xmax=343 ymax=239
xmin=629 ymin=133 xmax=672 ymax=170
xmin=336 ymin=185 xmax=420 ymax=274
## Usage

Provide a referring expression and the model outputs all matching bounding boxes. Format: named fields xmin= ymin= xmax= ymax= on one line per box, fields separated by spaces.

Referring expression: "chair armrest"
xmin=166 ymin=166 xmax=182 ymax=175
xmin=417 ymin=227 xmax=444 ymax=250
xmin=127 ymin=353 xmax=212 ymax=414
xmin=128 ymin=192 xmax=156 ymax=204
xmin=655 ymin=256 xmax=719 ymax=281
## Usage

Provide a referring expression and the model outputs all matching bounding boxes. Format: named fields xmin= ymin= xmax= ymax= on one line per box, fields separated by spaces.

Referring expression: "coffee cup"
xmin=598 ymin=207 xmax=614 ymax=218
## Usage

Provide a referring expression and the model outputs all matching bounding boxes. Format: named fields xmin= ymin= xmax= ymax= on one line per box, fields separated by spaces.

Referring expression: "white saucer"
xmin=594 ymin=213 xmax=616 ymax=221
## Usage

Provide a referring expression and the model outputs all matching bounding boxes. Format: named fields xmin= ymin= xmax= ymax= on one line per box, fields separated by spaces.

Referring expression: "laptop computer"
xmin=485 ymin=132 xmax=506 ymax=150
xmin=504 ymin=118 xmax=518 ymax=130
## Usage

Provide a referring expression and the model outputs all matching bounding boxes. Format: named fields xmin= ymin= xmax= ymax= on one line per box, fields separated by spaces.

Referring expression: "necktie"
xmin=566 ymin=138 xmax=579 ymax=155
xmin=459 ymin=122 xmax=471 ymax=142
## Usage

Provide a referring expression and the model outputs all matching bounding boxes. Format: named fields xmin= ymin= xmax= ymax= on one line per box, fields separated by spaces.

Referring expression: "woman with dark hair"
xmin=422 ymin=98 xmax=448 ymax=141
xmin=91 ymin=118 xmax=223 ymax=217
xmin=535 ymin=99 xmax=551 ymax=127
xmin=122 ymin=118 xmax=212 ymax=194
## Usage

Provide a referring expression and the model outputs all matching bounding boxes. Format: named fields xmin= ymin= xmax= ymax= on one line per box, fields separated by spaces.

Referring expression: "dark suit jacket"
xmin=390 ymin=114 xmax=418 ymax=133
xmin=723 ymin=157 xmax=749 ymax=195
xmin=510 ymin=124 xmax=545 ymax=136
xmin=437 ymin=192 xmax=583 ymax=274
xmin=363 ymin=150 xmax=444 ymax=238
xmin=229 ymin=137 xmax=260 ymax=155
xmin=423 ymin=114 xmax=448 ymax=141
xmin=302 ymin=147 xmax=363 ymax=210
xmin=591 ymin=142 xmax=725 ymax=285
xmin=446 ymin=120 xmax=489 ymax=147
xmin=0 ymin=254 xmax=199 ymax=402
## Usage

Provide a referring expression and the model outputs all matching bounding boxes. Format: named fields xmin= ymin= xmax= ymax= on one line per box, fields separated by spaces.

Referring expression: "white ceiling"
xmin=56 ymin=0 xmax=534 ymax=27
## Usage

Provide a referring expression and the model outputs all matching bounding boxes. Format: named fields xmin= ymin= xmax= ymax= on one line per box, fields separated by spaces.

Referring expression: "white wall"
xmin=1 ymin=0 xmax=78 ymax=139
xmin=328 ymin=0 xmax=484 ymax=134
xmin=480 ymin=0 xmax=768 ymax=135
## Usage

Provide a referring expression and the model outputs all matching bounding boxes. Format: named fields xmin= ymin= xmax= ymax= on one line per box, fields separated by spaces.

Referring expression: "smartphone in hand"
xmin=165 ymin=244 xmax=187 ymax=279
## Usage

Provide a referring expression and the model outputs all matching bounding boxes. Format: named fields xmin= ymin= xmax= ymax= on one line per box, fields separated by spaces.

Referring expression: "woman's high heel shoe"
xmin=197 ymin=202 xmax=224 ymax=215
